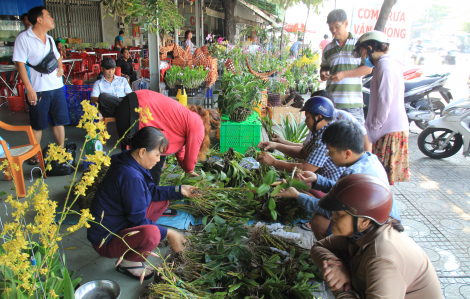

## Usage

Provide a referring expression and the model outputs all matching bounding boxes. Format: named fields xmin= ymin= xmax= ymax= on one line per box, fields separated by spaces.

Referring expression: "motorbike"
xmin=442 ymin=50 xmax=457 ymax=65
xmin=411 ymin=47 xmax=425 ymax=65
xmin=417 ymin=97 xmax=470 ymax=159
xmin=363 ymin=73 xmax=453 ymax=129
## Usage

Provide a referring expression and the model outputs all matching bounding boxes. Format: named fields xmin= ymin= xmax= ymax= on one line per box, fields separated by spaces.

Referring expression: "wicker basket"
xmin=261 ymin=89 xmax=268 ymax=108
xmin=267 ymin=93 xmax=282 ymax=107
xmin=201 ymin=45 xmax=209 ymax=55
xmin=225 ymin=59 xmax=236 ymax=73
xmin=173 ymin=43 xmax=185 ymax=59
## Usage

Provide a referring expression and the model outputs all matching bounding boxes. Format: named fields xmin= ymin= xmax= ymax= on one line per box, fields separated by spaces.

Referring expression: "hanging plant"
xmin=101 ymin=0 xmax=184 ymax=34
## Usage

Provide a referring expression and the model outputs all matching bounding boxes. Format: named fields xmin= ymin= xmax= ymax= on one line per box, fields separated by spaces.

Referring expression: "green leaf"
xmin=220 ymin=171 xmax=227 ymax=181
xmin=247 ymin=191 xmax=254 ymax=200
xmin=233 ymin=231 xmax=242 ymax=244
xmin=62 ymin=263 xmax=74 ymax=299
xmin=270 ymin=210 xmax=278 ymax=221
xmin=268 ymin=198 xmax=276 ymax=211
xmin=229 ymin=283 xmax=242 ymax=292
xmin=219 ymin=182 xmax=225 ymax=188
xmin=263 ymin=170 xmax=277 ymax=185
xmin=290 ymin=247 xmax=295 ymax=259
xmin=0 ymin=191 xmax=8 ymax=196
xmin=202 ymin=215 xmax=209 ymax=226
xmin=291 ymin=179 xmax=310 ymax=191
xmin=217 ymin=239 xmax=224 ymax=254
xmin=214 ymin=215 xmax=226 ymax=225
xmin=270 ymin=185 xmax=282 ymax=197
xmin=257 ymin=184 xmax=270 ymax=196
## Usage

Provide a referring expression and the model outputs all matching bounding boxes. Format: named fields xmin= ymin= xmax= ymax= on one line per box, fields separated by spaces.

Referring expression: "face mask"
xmin=364 ymin=56 xmax=374 ymax=68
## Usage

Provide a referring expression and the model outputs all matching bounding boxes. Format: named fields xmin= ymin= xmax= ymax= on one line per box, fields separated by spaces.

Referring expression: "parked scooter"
xmin=418 ymin=97 xmax=470 ymax=159
xmin=363 ymin=73 xmax=453 ymax=129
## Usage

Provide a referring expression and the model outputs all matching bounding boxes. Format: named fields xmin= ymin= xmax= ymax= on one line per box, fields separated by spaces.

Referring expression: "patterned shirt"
xmin=321 ymin=32 xmax=365 ymax=109
xmin=303 ymin=122 xmax=346 ymax=182
xmin=91 ymin=75 xmax=132 ymax=98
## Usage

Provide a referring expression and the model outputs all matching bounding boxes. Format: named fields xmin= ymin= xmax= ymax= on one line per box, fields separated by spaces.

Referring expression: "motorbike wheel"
xmin=414 ymin=101 xmax=446 ymax=130
xmin=418 ymin=128 xmax=463 ymax=159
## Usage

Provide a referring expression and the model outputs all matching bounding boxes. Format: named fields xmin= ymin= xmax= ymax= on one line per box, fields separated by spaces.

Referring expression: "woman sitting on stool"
xmin=87 ymin=126 xmax=199 ymax=281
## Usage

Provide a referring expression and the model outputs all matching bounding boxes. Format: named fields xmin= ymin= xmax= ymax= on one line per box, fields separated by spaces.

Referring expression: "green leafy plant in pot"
xmin=164 ymin=65 xmax=182 ymax=96
xmin=225 ymin=81 xmax=263 ymax=122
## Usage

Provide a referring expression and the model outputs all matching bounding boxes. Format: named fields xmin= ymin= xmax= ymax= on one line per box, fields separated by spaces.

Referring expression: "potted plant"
xmin=267 ymin=79 xmax=283 ymax=107
xmin=165 ymin=66 xmax=182 ymax=96
xmin=298 ymin=79 xmax=308 ymax=94
xmin=224 ymin=80 xmax=264 ymax=122
xmin=180 ymin=66 xmax=209 ymax=96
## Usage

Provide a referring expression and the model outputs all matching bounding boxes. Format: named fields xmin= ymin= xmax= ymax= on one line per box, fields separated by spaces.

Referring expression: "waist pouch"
xmin=26 ymin=38 xmax=59 ymax=75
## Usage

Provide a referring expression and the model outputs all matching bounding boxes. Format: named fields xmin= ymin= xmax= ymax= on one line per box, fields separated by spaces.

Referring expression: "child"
xmin=257 ymin=96 xmax=346 ymax=190
xmin=275 ymin=120 xmax=400 ymax=240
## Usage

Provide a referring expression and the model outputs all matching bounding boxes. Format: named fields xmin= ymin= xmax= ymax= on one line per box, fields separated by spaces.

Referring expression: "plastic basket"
xmin=63 ymin=85 xmax=92 ymax=125
xmin=219 ymin=113 xmax=261 ymax=153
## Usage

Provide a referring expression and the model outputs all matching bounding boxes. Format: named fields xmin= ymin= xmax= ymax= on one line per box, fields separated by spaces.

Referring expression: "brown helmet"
xmin=319 ymin=173 xmax=393 ymax=225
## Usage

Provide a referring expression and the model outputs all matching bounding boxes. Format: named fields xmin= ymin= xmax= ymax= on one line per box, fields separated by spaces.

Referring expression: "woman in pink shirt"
xmin=115 ymin=90 xmax=220 ymax=185
xmin=354 ymin=31 xmax=409 ymax=185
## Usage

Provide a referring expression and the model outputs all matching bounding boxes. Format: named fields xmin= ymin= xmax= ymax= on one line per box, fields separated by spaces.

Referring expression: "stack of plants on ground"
xmin=138 ymin=146 xmax=322 ymax=298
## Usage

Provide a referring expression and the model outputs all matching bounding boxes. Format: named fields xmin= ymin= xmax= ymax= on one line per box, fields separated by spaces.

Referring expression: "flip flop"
xmin=116 ymin=263 xmax=154 ymax=281
xmin=300 ymin=223 xmax=312 ymax=231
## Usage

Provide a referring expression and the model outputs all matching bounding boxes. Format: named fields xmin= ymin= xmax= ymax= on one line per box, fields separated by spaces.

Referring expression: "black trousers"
xmin=115 ymin=93 xmax=166 ymax=186
xmin=98 ymin=93 xmax=124 ymax=117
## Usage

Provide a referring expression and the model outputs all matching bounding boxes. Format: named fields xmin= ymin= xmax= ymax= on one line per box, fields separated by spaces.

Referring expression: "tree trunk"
xmin=222 ymin=0 xmax=238 ymax=43
xmin=303 ymin=0 xmax=310 ymax=40
xmin=279 ymin=14 xmax=286 ymax=61
xmin=374 ymin=0 xmax=397 ymax=31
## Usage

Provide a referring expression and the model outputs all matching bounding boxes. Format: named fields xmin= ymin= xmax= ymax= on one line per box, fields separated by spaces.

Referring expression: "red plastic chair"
xmin=160 ymin=59 xmax=172 ymax=82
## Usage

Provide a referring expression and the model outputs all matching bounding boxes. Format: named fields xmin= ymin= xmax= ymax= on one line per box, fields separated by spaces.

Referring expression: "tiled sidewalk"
xmin=394 ymin=126 xmax=470 ymax=298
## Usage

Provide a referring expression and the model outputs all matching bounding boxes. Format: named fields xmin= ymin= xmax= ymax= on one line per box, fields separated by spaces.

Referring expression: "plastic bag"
xmin=42 ymin=142 xmax=77 ymax=176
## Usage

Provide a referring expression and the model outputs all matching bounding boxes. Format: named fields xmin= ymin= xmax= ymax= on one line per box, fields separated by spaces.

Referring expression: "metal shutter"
xmin=44 ymin=0 xmax=102 ymax=43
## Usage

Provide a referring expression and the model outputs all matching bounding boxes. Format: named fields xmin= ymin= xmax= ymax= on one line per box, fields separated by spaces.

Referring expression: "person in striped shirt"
xmin=320 ymin=9 xmax=372 ymax=125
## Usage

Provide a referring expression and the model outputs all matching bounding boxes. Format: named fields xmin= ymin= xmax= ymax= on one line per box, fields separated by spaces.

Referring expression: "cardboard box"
xmin=269 ymin=107 xmax=305 ymax=124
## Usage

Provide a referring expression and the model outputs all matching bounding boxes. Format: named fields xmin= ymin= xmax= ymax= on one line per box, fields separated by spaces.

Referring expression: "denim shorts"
xmin=28 ymin=87 xmax=70 ymax=130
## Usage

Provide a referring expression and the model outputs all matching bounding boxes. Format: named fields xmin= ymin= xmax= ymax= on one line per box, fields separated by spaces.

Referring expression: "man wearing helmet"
xmin=353 ymin=30 xmax=409 ymax=185
xmin=310 ymin=174 xmax=442 ymax=298
xmin=257 ymin=97 xmax=346 ymax=189
xmin=321 ymin=9 xmax=373 ymax=125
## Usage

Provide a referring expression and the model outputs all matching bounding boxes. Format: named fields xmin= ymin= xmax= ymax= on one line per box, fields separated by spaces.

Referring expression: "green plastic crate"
xmin=220 ymin=114 xmax=262 ymax=153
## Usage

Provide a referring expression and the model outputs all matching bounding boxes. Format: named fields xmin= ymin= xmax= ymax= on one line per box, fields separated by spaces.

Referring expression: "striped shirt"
xmin=91 ymin=75 xmax=132 ymax=98
xmin=321 ymin=33 xmax=364 ymax=109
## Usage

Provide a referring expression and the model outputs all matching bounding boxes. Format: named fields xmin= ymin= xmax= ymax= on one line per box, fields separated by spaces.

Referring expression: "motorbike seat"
xmin=405 ymin=77 xmax=442 ymax=92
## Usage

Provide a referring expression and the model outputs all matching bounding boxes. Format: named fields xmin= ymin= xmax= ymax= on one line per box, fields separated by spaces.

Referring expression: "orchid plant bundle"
xmin=181 ymin=66 xmax=209 ymax=89
xmin=165 ymin=65 xmax=183 ymax=88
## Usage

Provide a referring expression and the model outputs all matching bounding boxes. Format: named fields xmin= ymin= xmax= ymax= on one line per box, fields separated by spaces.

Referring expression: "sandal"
xmin=28 ymin=156 xmax=39 ymax=165
xmin=300 ymin=222 xmax=312 ymax=231
xmin=116 ymin=263 xmax=154 ymax=281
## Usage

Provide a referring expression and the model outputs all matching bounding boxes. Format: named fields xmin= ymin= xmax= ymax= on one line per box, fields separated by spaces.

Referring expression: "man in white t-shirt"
xmin=272 ymin=90 xmax=372 ymax=152
xmin=13 ymin=6 xmax=69 ymax=164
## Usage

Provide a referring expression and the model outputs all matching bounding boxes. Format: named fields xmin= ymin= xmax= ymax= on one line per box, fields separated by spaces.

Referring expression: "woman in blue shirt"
xmin=87 ymin=126 xmax=198 ymax=281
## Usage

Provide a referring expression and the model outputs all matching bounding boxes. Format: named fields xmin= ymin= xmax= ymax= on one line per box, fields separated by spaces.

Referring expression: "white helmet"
xmin=353 ymin=30 xmax=390 ymax=63
xmin=357 ymin=30 xmax=389 ymax=44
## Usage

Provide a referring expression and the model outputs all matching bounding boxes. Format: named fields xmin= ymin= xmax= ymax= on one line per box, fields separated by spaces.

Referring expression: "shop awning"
xmin=238 ymin=0 xmax=281 ymax=29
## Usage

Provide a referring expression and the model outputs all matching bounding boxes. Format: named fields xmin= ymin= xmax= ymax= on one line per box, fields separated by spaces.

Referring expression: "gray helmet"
xmin=353 ymin=30 xmax=390 ymax=65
